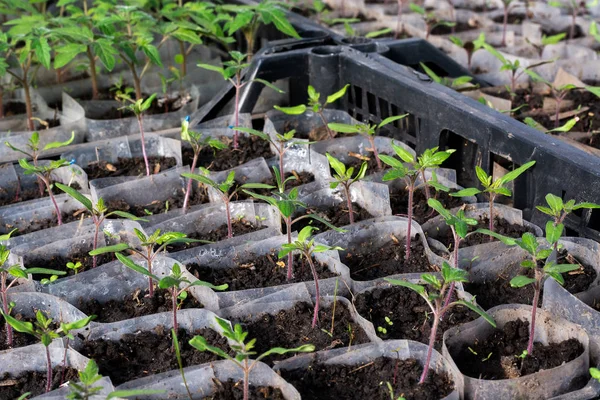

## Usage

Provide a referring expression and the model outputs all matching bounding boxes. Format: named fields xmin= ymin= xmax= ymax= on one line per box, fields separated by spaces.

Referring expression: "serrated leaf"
xmin=93 ymin=39 xmax=117 ymax=71
xmin=33 ymin=36 xmax=51 ymax=69
xmin=54 ymin=43 xmax=86 ymax=69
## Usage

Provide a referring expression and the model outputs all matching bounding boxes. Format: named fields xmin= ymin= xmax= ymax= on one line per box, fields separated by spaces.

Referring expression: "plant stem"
xmin=554 ymin=96 xmax=562 ymax=129
xmin=317 ymin=110 xmax=334 ymax=139
xmin=488 ymin=197 xmax=495 ymax=239
xmin=129 ymin=63 xmax=143 ymax=101
xmin=419 ymin=309 xmax=439 ymax=384
xmin=368 ymin=136 xmax=382 ymax=170
xmin=182 ymin=152 xmax=199 ymax=213
xmin=306 ymin=256 xmax=321 ymax=328
xmin=44 ymin=176 xmax=62 ymax=226
xmin=136 ymin=114 xmax=150 ymax=176
xmin=233 ymin=77 xmax=241 ymax=149
xmin=501 ymin=3 xmax=508 ymax=47
xmin=441 ymin=232 xmax=461 ymax=313
xmin=23 ymin=77 xmax=34 ymax=132
xmin=1 ymin=278 xmax=12 ymax=347
xmin=243 ymin=361 xmax=250 ymax=400
xmin=147 ymin=248 xmax=154 ymax=297
xmin=527 ymin=277 xmax=541 ymax=354
xmin=405 ymin=182 xmax=414 ymax=260
xmin=286 ymin=218 xmax=293 ymax=280
xmin=343 ymin=184 xmax=355 ymax=224
xmin=420 ymin=170 xmax=431 ymax=200
xmin=45 ymin=345 xmax=53 ymax=393
xmin=225 ymin=200 xmax=233 ymax=239
xmin=60 ymin=337 xmax=69 ymax=385
xmin=178 ymin=40 xmax=187 ymax=77
xmin=86 ymin=46 xmax=99 ymax=100
xmin=92 ymin=221 xmax=100 ymax=268
xmin=172 ymin=287 xmax=178 ymax=332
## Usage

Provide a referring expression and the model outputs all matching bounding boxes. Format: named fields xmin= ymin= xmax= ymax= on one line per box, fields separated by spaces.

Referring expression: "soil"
xmin=0 ymin=313 xmax=50 ymax=351
xmin=76 ymin=287 xmax=202 ymax=323
xmin=183 ymin=135 xmax=274 ymax=171
xmin=238 ymin=302 xmax=370 ymax=365
xmin=83 ymin=156 xmax=177 ymax=179
xmin=203 ymin=380 xmax=285 ymax=400
xmin=452 ymin=319 xmax=584 ymax=379
xmin=87 ymin=92 xmax=192 ymax=120
xmin=79 ymin=327 xmax=229 ymax=385
xmin=0 ymin=181 xmax=83 ymax=207
xmin=2 ymin=101 xmax=26 ymax=117
xmin=105 ymin=187 xmax=209 ymax=218
xmin=355 ymin=285 xmax=476 ymax=349
xmin=292 ymin=203 xmax=374 ymax=233
xmin=431 ymin=21 xmax=479 ymax=35
xmin=342 ymin=237 xmax=435 ymax=281
xmin=390 ymin=187 xmax=464 ymax=224
xmin=342 ymin=153 xmax=388 ymax=176
xmin=432 ymin=215 xmax=536 ymax=249
xmin=466 ymin=249 xmax=597 ymax=310
xmin=27 ymin=252 xmax=114 ymax=279
xmin=5 ymin=210 xmax=91 ymax=237
xmin=166 ymin=219 xmax=263 ymax=252
xmin=187 ymin=253 xmax=338 ymax=292
xmin=281 ymin=356 xmax=454 ymax=400
xmin=0 ymin=367 xmax=79 ymax=399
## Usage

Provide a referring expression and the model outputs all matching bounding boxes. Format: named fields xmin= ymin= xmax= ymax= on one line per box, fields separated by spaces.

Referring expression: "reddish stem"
xmin=501 ymin=4 xmax=508 ymax=47
xmin=92 ymin=217 xmax=100 ymax=268
xmin=136 ymin=114 xmax=150 ymax=177
xmin=45 ymin=345 xmax=53 ymax=393
xmin=45 ymin=177 xmax=62 ymax=226
xmin=527 ymin=278 xmax=541 ymax=354
xmin=307 ymin=256 xmax=321 ymax=328
xmin=554 ymin=96 xmax=562 ymax=129
xmin=343 ymin=184 xmax=355 ymax=224
xmin=23 ymin=80 xmax=34 ymax=132
xmin=233 ymin=77 xmax=241 ymax=150
xmin=419 ymin=310 xmax=440 ymax=384
xmin=225 ymin=200 xmax=233 ymax=239
xmin=1 ymin=277 xmax=12 ymax=347
xmin=395 ymin=1 xmax=402 ymax=39
xmin=368 ymin=136 xmax=382 ymax=171
xmin=405 ymin=183 xmax=414 ymax=260
xmin=60 ymin=338 xmax=69 ymax=385
xmin=243 ymin=362 xmax=250 ymax=400
xmin=488 ymin=197 xmax=495 ymax=240
xmin=172 ymin=287 xmax=178 ymax=332
xmin=286 ymin=218 xmax=293 ymax=280
xmin=182 ymin=152 xmax=199 ymax=212
xmin=420 ymin=170 xmax=431 ymax=200
xmin=318 ymin=110 xmax=334 ymax=139
xmin=147 ymin=249 xmax=154 ymax=298
xmin=441 ymin=230 xmax=460 ymax=314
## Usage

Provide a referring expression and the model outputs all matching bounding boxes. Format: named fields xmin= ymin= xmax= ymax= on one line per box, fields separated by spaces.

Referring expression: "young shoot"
xmin=274 ymin=84 xmax=350 ymax=140
xmin=378 ymin=143 xmax=454 ymax=259
xmin=118 ymin=93 xmax=157 ymax=177
xmin=279 ymin=226 xmax=342 ymax=327
xmin=499 ymin=0 xmax=516 ymax=46
xmin=197 ymin=51 xmax=283 ymax=149
xmin=190 ymin=317 xmax=314 ymax=400
xmin=326 ymin=153 xmax=367 ymax=225
xmin=18 ymin=158 xmax=74 ymax=226
xmin=244 ymin=166 xmax=344 ymax=280
xmin=385 ymin=262 xmax=495 ymax=384
xmin=181 ymin=168 xmax=274 ymax=238
xmin=90 ymin=229 xmax=203 ymax=297
xmin=548 ymin=0 xmax=586 ymax=40
xmin=327 ymin=114 xmax=409 ymax=171
xmin=409 ymin=4 xmax=455 ymax=39
xmin=2 ymin=310 xmax=93 ymax=393
xmin=67 ymin=359 xmax=165 ymax=399
xmin=536 ymin=193 xmax=600 ymax=250
xmin=451 ymin=161 xmax=535 ymax=235
xmin=115 ymin=259 xmax=226 ymax=332
xmin=449 ymin=33 xmax=485 ymax=71
xmin=55 ymin=183 xmax=147 ymax=268
xmin=478 ymin=229 xmax=578 ymax=356
xmin=419 ymin=62 xmax=475 ymax=90
xmin=180 ymin=116 xmax=227 ymax=212
xmin=0 ymin=237 xmax=65 ymax=348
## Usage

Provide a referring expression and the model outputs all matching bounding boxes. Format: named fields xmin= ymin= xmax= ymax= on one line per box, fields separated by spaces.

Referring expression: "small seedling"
xmin=385 ymin=262 xmax=495 ymax=383
xmin=90 ymin=229 xmax=203 ymax=297
xmin=2 ymin=310 xmax=93 ymax=393
xmin=479 ymin=229 xmax=578 ymax=356
xmin=274 ymin=84 xmax=350 ymax=140
xmin=327 ymin=114 xmax=409 ymax=171
xmin=55 ymin=183 xmax=146 ymax=268
xmin=499 ymin=0 xmax=516 ymax=46
xmin=526 ymin=33 xmax=566 ymax=57
xmin=419 ymin=62 xmax=475 ymax=89
xmin=67 ymin=359 xmax=165 ymax=399
xmin=379 ymin=144 xmax=454 ymax=259
xmin=181 ymin=168 xmax=274 ymax=238
xmin=450 ymin=161 xmax=535 ymax=235
xmin=449 ymin=33 xmax=486 ymax=71
xmin=66 ymin=261 xmax=83 ymax=275
xmin=197 ymin=51 xmax=283 ymax=149
xmin=279 ymin=226 xmax=343 ymax=327
xmin=180 ymin=116 xmax=227 ymax=212
xmin=326 ymin=153 xmax=367 ymax=225
xmin=548 ymin=0 xmax=587 ymax=40
xmin=190 ymin=316 xmax=314 ymax=400
xmin=590 ymin=367 xmax=600 ymax=382
xmin=244 ymin=166 xmax=344 ymax=280
xmin=171 ymin=328 xmax=192 ymax=400
xmin=377 ymin=316 xmax=394 ymax=335
xmin=409 ymin=4 xmax=455 ymax=39
xmin=382 ymin=381 xmax=406 ymax=400
xmin=536 ymin=193 xmax=600 ymax=250
xmin=118 ymin=93 xmax=157 ymax=176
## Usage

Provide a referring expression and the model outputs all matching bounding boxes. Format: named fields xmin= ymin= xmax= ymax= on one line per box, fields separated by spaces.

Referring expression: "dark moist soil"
xmin=466 ymin=249 xmax=597 ymax=310
xmin=83 ymin=156 xmax=177 ymax=179
xmin=166 ymin=220 xmax=263 ymax=252
xmin=79 ymin=327 xmax=229 ymax=385
xmin=431 ymin=21 xmax=479 ymax=35
xmin=183 ymin=135 xmax=274 ymax=171
xmin=453 ymin=319 xmax=584 ymax=379
xmin=390 ymin=187 xmax=464 ymax=224
xmin=0 ymin=367 xmax=79 ymax=399
xmin=2 ymin=101 xmax=26 ymax=116
xmin=239 ymin=302 xmax=369 ymax=365
xmin=293 ymin=203 xmax=373 ymax=233
xmin=27 ymin=252 xmax=114 ymax=279
xmin=5 ymin=210 xmax=91 ymax=237
xmin=76 ymin=287 xmax=202 ymax=323
xmin=230 ymin=171 xmax=315 ymax=202
xmin=433 ymin=215 xmax=535 ymax=250
xmin=281 ymin=356 xmax=454 ymax=400
xmin=89 ymin=92 xmax=191 ymax=120
xmin=342 ymin=237 xmax=434 ymax=281
xmin=203 ymin=380 xmax=284 ymax=400
xmin=341 ymin=153 xmax=389 ymax=176
xmin=0 ymin=314 xmax=49 ymax=351
xmin=187 ymin=253 xmax=337 ymax=292
xmin=0 ymin=181 xmax=83 ymax=207
xmin=355 ymin=285 xmax=476 ymax=349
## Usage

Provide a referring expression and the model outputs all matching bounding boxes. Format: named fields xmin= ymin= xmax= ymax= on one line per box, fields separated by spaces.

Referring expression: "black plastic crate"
xmin=190 ymin=44 xmax=600 ymax=241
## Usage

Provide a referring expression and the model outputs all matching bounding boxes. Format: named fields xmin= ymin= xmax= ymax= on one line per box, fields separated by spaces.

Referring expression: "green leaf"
xmin=43 ymin=131 xmax=75 ymax=150
xmin=475 ymin=166 xmax=489 ymax=186
xmin=61 ymin=315 xmax=94 ymax=331
xmin=55 ymin=182 xmax=92 ymax=211
xmin=108 ymin=390 xmax=166 ymax=399
xmin=89 ymin=243 xmax=130 ymax=255
xmin=391 ymin=142 xmax=414 ymax=163
xmin=545 ymin=262 xmax=580 ymax=274
xmin=545 ymin=221 xmax=563 ymax=244
xmin=325 ymin=84 xmax=350 ymax=105
xmin=189 ymin=335 xmax=230 ymax=359
xmin=116 ymin=253 xmax=159 ymax=281
xmin=427 ymin=198 xmax=452 ymax=220
xmin=1 ymin=311 xmax=34 ymax=334
xmin=422 ymin=273 xmax=442 ymax=289
xmin=260 ymin=6 xmax=301 ymax=39
xmin=173 ymin=28 xmax=202 ymax=44
xmin=419 ymin=62 xmax=441 ymax=84
xmin=197 ymin=63 xmax=226 ymax=78
xmin=378 ymin=154 xmax=404 ymax=169
xmin=384 ymin=278 xmax=426 ymax=296
xmin=510 ymin=275 xmax=536 ymax=288
xmin=498 ymin=161 xmax=536 ymax=185
xmin=23 ymin=267 xmax=66 ymax=276
xmin=158 ymin=276 xmax=180 ymax=289
xmin=142 ymin=44 xmax=162 ymax=67
xmin=455 ymin=300 xmax=496 ymax=327
xmin=545 ymin=193 xmax=563 ymax=213
xmin=382 ymin=168 xmax=407 ymax=181
xmin=473 ymin=229 xmax=517 ymax=246
xmin=33 ymin=36 xmax=51 ymax=69
xmin=378 ymin=114 xmax=408 ymax=129
xmin=441 ymin=261 xmax=469 ymax=283
xmin=326 ymin=153 xmax=346 ymax=176
xmin=253 ymin=78 xmax=285 ymax=94
xmin=590 ymin=367 xmax=600 ymax=381
xmin=327 ymin=123 xmax=359 ymax=133
xmin=274 ymin=104 xmax=307 ymax=115
xmin=257 ymin=344 xmax=315 ymax=361
xmin=536 ymin=205 xmax=554 ymax=216
xmin=141 ymin=94 xmax=157 ymax=112
xmin=190 ymin=280 xmax=228 ymax=291
xmin=517 ymin=232 xmax=538 ymax=255
xmin=573 ymin=202 xmax=600 ymax=210
xmin=54 ymin=43 xmax=86 ymax=69
xmin=93 ymin=39 xmax=117 ymax=71
xmin=548 ymin=117 xmax=578 ymax=133
xmin=450 ymin=188 xmax=481 ymax=197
